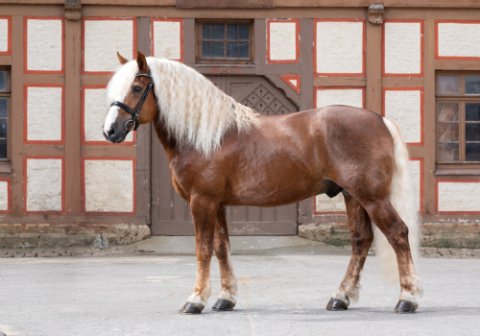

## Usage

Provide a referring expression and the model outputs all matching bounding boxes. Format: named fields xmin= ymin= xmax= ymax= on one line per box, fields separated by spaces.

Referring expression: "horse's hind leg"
xmin=212 ymin=205 xmax=238 ymax=311
xmin=180 ymin=195 xmax=217 ymax=314
xmin=364 ymin=199 xmax=422 ymax=313
xmin=327 ymin=193 xmax=373 ymax=311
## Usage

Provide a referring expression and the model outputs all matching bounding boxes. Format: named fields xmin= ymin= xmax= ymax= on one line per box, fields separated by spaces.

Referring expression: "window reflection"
xmin=200 ymin=22 xmax=251 ymax=60
xmin=437 ymin=75 xmax=460 ymax=95
xmin=465 ymin=75 xmax=480 ymax=95
xmin=437 ymin=102 xmax=459 ymax=162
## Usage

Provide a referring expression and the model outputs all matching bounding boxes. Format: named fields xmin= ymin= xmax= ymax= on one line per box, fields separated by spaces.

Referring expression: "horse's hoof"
xmin=212 ymin=299 xmax=236 ymax=311
xmin=394 ymin=300 xmax=418 ymax=313
xmin=180 ymin=302 xmax=204 ymax=314
xmin=326 ymin=298 xmax=348 ymax=311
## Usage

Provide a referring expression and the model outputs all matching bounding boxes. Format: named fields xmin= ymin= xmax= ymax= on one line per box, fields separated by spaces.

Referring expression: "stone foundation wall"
xmin=0 ymin=223 xmax=151 ymax=249
xmin=300 ymin=217 xmax=480 ymax=249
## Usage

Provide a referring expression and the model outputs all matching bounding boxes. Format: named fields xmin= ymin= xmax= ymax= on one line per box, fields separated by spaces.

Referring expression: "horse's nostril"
xmin=107 ymin=128 xmax=115 ymax=136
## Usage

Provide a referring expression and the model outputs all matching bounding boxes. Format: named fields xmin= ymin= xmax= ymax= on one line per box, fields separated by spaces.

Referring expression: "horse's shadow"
xmin=205 ymin=306 xmax=480 ymax=321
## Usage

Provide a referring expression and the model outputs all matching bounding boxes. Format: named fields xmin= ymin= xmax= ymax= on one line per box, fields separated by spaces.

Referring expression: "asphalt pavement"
xmin=1 ymin=250 xmax=479 ymax=336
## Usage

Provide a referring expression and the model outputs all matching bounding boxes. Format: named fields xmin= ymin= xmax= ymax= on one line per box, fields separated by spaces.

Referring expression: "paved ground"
xmin=1 ymin=249 xmax=480 ymax=336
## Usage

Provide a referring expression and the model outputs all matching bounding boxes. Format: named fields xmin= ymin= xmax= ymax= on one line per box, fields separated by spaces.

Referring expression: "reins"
xmin=110 ymin=72 xmax=154 ymax=132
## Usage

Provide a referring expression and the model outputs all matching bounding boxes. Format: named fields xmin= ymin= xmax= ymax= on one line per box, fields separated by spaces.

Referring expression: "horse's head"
xmin=103 ymin=51 xmax=158 ymax=143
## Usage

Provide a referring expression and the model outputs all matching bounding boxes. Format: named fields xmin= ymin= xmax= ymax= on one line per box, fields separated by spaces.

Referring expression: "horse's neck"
xmin=153 ymin=114 xmax=178 ymax=161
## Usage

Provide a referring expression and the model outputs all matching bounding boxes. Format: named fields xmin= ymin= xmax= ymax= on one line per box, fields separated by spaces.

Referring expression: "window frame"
xmin=195 ymin=19 xmax=255 ymax=65
xmin=435 ymin=71 xmax=480 ymax=175
xmin=0 ymin=66 xmax=10 ymax=164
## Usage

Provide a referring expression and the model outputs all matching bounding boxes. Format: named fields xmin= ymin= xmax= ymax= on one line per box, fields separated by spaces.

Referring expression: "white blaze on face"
xmin=103 ymin=105 xmax=120 ymax=134
xmin=104 ymin=60 xmax=140 ymax=135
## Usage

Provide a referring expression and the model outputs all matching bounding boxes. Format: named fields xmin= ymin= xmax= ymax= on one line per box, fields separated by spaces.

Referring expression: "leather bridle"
xmin=110 ymin=72 xmax=154 ymax=132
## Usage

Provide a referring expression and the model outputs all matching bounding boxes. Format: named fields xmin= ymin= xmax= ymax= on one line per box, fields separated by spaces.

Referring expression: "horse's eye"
xmin=132 ymin=85 xmax=142 ymax=93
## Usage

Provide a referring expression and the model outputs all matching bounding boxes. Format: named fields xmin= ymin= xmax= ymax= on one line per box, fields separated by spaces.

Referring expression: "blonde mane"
xmin=107 ymin=57 xmax=260 ymax=156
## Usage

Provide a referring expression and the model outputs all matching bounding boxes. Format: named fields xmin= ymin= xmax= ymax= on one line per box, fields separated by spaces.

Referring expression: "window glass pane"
xmin=202 ymin=24 xmax=211 ymax=39
xmin=227 ymin=24 xmax=238 ymax=40
xmin=466 ymin=124 xmax=480 ymax=141
xmin=466 ymin=103 xmax=480 ymax=121
xmin=199 ymin=21 xmax=252 ymax=61
xmin=211 ymin=24 xmax=225 ymax=40
xmin=202 ymin=41 xmax=212 ymax=57
xmin=466 ymin=143 xmax=480 ymax=161
xmin=0 ymin=98 xmax=7 ymax=118
xmin=0 ymin=119 xmax=6 ymax=138
xmin=226 ymin=42 xmax=238 ymax=58
xmin=211 ymin=41 xmax=224 ymax=57
xmin=238 ymin=24 xmax=249 ymax=39
xmin=238 ymin=41 xmax=249 ymax=58
xmin=437 ymin=141 xmax=459 ymax=162
xmin=437 ymin=102 xmax=459 ymax=162
xmin=437 ymin=102 xmax=459 ymax=122
xmin=0 ymin=139 xmax=6 ymax=159
xmin=437 ymin=75 xmax=461 ymax=95
xmin=0 ymin=71 xmax=7 ymax=91
xmin=465 ymin=75 xmax=480 ymax=95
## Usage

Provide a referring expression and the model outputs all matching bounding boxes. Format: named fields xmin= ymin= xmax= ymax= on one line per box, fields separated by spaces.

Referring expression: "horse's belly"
xmin=228 ymin=174 xmax=323 ymax=206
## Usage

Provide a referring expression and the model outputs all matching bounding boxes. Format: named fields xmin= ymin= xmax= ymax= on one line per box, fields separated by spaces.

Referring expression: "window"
xmin=197 ymin=21 xmax=253 ymax=63
xmin=0 ymin=68 xmax=9 ymax=160
xmin=436 ymin=72 xmax=480 ymax=166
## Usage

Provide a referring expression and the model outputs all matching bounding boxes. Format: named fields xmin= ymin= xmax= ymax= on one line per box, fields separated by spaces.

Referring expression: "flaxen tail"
xmin=375 ymin=118 xmax=420 ymax=283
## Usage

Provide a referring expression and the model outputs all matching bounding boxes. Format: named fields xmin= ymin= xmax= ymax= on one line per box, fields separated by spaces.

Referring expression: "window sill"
xmin=195 ymin=63 xmax=255 ymax=67
xmin=435 ymin=166 xmax=480 ymax=176
xmin=0 ymin=161 xmax=12 ymax=174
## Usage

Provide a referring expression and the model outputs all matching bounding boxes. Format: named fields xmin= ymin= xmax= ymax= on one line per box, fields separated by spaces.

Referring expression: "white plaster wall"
xmin=409 ymin=160 xmax=421 ymax=212
xmin=438 ymin=23 xmax=480 ymax=57
xmin=27 ymin=87 xmax=62 ymax=141
xmin=315 ymin=88 xmax=363 ymax=108
xmin=315 ymin=194 xmax=346 ymax=213
xmin=84 ymin=88 xmax=132 ymax=142
xmin=152 ymin=21 xmax=182 ymax=60
xmin=385 ymin=22 xmax=421 ymax=74
xmin=316 ymin=21 xmax=363 ymax=74
xmin=269 ymin=21 xmax=296 ymax=61
xmin=26 ymin=159 xmax=62 ymax=211
xmin=0 ymin=19 xmax=8 ymax=52
xmin=384 ymin=90 xmax=421 ymax=143
xmin=0 ymin=181 xmax=8 ymax=211
xmin=27 ymin=19 xmax=62 ymax=71
xmin=438 ymin=182 xmax=480 ymax=212
xmin=84 ymin=160 xmax=134 ymax=212
xmin=84 ymin=20 xmax=134 ymax=72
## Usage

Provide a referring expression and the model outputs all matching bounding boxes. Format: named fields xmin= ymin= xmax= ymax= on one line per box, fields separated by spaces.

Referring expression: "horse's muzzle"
xmin=103 ymin=125 xmax=127 ymax=143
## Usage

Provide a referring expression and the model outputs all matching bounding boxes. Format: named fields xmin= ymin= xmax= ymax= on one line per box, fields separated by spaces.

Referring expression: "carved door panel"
xmin=151 ymin=76 xmax=298 ymax=235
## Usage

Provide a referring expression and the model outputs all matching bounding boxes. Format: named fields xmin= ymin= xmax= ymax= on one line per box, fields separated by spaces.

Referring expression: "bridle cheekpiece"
xmin=110 ymin=72 xmax=154 ymax=132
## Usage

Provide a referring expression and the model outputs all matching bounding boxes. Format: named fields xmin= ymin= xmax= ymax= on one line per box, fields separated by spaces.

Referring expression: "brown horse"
xmin=103 ymin=52 xmax=422 ymax=314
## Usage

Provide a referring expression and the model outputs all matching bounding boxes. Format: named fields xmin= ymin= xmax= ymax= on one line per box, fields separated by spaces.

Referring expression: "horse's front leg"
xmin=181 ymin=195 xmax=217 ymax=314
xmin=212 ymin=205 xmax=238 ymax=311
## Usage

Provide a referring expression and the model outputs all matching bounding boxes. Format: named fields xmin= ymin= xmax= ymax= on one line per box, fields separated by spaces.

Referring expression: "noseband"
xmin=110 ymin=72 xmax=154 ymax=132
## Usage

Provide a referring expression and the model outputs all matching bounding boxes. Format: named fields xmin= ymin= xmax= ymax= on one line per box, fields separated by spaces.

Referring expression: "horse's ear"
xmin=117 ymin=51 xmax=128 ymax=65
xmin=136 ymin=51 xmax=148 ymax=73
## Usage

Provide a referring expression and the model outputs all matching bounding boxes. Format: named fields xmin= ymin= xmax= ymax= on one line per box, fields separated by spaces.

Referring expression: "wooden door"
xmin=151 ymin=76 xmax=299 ymax=235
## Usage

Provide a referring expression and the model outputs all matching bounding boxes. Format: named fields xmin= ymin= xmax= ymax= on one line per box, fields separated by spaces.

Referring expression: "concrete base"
xmin=1 ymin=255 xmax=480 ymax=336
